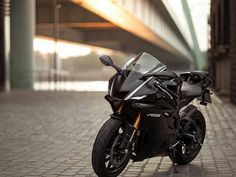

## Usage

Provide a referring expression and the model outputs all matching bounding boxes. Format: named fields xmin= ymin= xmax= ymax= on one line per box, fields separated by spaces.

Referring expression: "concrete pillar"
xmin=181 ymin=0 xmax=206 ymax=70
xmin=0 ymin=0 xmax=10 ymax=91
xmin=10 ymin=0 xmax=35 ymax=89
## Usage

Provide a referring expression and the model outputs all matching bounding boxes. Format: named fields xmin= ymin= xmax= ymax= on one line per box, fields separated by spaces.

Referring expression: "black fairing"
xmin=108 ymin=52 xmax=166 ymax=100
xmin=108 ymin=74 xmax=127 ymax=99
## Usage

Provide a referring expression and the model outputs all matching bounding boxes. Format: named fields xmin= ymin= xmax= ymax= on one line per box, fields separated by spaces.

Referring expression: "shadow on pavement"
xmin=146 ymin=164 xmax=203 ymax=177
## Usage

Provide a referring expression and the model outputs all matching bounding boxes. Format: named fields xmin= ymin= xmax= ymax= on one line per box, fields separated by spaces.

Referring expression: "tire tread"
xmin=92 ymin=119 xmax=123 ymax=177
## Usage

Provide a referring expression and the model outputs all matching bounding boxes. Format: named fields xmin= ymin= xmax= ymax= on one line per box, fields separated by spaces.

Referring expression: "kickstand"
xmin=172 ymin=161 xmax=178 ymax=173
xmin=170 ymin=150 xmax=178 ymax=174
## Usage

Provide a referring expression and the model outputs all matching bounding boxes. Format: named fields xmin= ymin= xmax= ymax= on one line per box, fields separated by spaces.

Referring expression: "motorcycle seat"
xmin=181 ymin=82 xmax=202 ymax=97
xmin=191 ymin=71 xmax=209 ymax=77
xmin=180 ymin=71 xmax=209 ymax=82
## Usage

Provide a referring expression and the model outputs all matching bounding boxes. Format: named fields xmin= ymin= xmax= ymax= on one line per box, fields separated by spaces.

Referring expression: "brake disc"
xmin=110 ymin=134 xmax=129 ymax=168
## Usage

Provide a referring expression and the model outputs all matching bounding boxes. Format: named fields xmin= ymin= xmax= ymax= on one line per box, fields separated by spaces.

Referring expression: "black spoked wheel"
xmin=172 ymin=110 xmax=206 ymax=165
xmin=92 ymin=119 xmax=131 ymax=177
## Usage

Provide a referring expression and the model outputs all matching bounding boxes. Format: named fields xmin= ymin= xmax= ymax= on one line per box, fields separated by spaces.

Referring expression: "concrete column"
xmin=0 ymin=0 xmax=10 ymax=91
xmin=10 ymin=0 xmax=35 ymax=89
xmin=181 ymin=0 xmax=206 ymax=70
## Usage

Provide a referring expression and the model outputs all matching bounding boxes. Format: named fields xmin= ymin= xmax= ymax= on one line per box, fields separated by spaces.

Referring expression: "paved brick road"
xmin=0 ymin=91 xmax=236 ymax=177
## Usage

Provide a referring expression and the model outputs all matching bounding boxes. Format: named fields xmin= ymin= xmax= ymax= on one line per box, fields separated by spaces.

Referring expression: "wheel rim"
xmin=180 ymin=119 xmax=203 ymax=158
xmin=104 ymin=127 xmax=130 ymax=173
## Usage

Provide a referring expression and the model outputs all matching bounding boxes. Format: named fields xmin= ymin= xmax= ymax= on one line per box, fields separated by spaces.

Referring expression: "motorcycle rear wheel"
xmin=92 ymin=119 xmax=131 ymax=177
xmin=172 ymin=110 xmax=206 ymax=165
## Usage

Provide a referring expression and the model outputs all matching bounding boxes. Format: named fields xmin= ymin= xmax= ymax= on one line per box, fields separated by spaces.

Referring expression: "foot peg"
xmin=169 ymin=142 xmax=179 ymax=174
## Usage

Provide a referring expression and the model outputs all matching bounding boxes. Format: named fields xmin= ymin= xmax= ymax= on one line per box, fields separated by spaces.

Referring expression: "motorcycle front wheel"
xmin=92 ymin=119 xmax=131 ymax=177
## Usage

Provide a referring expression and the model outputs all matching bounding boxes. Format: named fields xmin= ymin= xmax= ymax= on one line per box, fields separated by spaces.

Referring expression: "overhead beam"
xmin=36 ymin=0 xmax=108 ymax=25
xmin=37 ymin=22 xmax=117 ymax=29
xmin=70 ymin=0 xmax=182 ymax=57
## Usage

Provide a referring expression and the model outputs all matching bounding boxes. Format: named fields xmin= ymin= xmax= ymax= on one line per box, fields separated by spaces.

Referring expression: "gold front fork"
xmin=116 ymin=103 xmax=142 ymax=145
xmin=116 ymin=102 xmax=141 ymax=131
xmin=133 ymin=112 xmax=141 ymax=129
xmin=128 ymin=112 xmax=142 ymax=143
xmin=116 ymin=102 xmax=124 ymax=113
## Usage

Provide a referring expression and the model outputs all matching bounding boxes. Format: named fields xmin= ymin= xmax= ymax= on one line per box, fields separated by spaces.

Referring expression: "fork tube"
xmin=128 ymin=112 xmax=141 ymax=144
xmin=116 ymin=102 xmax=124 ymax=113
xmin=133 ymin=112 xmax=141 ymax=129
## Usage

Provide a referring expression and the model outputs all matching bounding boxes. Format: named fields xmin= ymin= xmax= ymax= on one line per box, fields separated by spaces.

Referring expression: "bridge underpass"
xmin=36 ymin=0 xmax=194 ymax=70
xmin=1 ymin=1 xmax=236 ymax=177
xmin=1 ymin=0 xmax=205 ymax=90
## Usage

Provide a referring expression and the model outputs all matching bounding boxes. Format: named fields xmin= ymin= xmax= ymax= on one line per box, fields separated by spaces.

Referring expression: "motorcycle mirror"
xmin=99 ymin=55 xmax=113 ymax=66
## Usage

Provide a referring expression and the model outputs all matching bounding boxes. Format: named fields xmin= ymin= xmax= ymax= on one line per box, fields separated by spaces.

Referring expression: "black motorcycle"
xmin=92 ymin=52 xmax=212 ymax=177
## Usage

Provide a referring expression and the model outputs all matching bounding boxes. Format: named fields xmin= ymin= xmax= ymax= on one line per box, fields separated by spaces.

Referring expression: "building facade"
xmin=209 ymin=0 xmax=236 ymax=104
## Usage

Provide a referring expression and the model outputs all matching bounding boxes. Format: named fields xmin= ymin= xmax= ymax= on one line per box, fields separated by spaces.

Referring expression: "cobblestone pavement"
xmin=0 ymin=91 xmax=236 ymax=177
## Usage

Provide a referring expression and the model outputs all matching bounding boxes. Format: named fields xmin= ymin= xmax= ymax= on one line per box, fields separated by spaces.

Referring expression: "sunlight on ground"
xmin=34 ymin=81 xmax=108 ymax=92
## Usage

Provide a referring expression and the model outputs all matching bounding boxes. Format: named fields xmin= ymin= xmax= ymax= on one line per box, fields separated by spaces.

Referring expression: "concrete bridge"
xmin=0 ymin=0 xmax=204 ymax=90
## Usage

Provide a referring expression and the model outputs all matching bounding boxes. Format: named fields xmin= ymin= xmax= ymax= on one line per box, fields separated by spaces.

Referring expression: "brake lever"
xmin=139 ymin=73 xmax=155 ymax=81
xmin=139 ymin=76 xmax=146 ymax=81
xmin=120 ymin=70 xmax=127 ymax=77
xmin=153 ymin=80 xmax=162 ymax=87
xmin=139 ymin=75 xmax=150 ymax=81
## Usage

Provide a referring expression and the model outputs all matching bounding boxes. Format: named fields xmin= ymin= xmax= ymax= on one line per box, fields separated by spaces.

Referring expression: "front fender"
xmin=105 ymin=94 xmax=122 ymax=113
xmin=110 ymin=113 xmax=136 ymax=149
xmin=110 ymin=113 xmax=134 ymax=126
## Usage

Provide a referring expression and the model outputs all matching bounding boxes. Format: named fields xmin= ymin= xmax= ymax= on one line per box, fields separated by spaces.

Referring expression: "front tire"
xmin=172 ymin=110 xmax=206 ymax=165
xmin=92 ymin=119 xmax=131 ymax=177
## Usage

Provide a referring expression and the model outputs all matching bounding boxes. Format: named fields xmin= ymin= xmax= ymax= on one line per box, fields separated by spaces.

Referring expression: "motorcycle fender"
xmin=110 ymin=113 xmax=131 ymax=124
xmin=110 ymin=113 xmax=135 ymax=132
xmin=180 ymin=104 xmax=198 ymax=120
